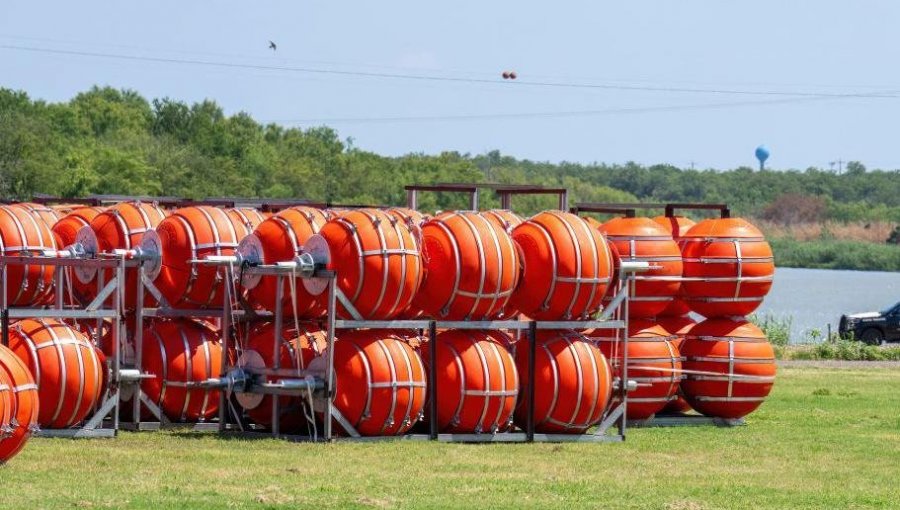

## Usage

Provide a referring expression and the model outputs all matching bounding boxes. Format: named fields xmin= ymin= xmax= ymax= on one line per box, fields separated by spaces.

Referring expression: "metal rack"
xmin=199 ymin=250 xmax=645 ymax=443
xmin=405 ymin=183 xmax=568 ymax=211
xmin=0 ymin=251 xmax=131 ymax=438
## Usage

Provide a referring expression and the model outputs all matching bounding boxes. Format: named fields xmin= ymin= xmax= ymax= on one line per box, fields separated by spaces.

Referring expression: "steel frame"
xmin=208 ymin=258 xmax=640 ymax=443
xmin=0 ymin=254 xmax=129 ymax=438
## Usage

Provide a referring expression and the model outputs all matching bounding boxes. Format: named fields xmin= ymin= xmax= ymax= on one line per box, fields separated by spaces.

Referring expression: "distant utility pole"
xmin=689 ymin=161 xmax=696 ymax=170
xmin=829 ymin=159 xmax=844 ymax=174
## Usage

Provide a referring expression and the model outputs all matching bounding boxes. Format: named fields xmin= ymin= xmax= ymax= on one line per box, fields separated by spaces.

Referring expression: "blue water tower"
xmin=755 ymin=145 xmax=770 ymax=171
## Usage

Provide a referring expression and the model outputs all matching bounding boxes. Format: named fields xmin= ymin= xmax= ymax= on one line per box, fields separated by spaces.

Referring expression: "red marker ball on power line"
xmin=502 ymin=71 xmax=510 ymax=79
xmin=508 ymin=71 xmax=517 ymax=80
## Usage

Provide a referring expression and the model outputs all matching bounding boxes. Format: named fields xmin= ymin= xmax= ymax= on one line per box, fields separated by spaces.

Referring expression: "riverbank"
xmin=769 ymin=237 xmax=900 ymax=271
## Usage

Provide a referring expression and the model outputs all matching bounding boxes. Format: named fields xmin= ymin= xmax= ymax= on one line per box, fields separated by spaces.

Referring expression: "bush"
xmin=769 ymin=237 xmax=900 ymax=271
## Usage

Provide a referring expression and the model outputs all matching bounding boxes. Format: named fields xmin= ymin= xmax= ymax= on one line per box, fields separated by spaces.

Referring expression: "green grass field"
xmin=1 ymin=366 xmax=898 ymax=509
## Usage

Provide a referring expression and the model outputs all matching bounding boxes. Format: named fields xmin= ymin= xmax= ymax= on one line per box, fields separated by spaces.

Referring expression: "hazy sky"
xmin=2 ymin=1 xmax=900 ymax=170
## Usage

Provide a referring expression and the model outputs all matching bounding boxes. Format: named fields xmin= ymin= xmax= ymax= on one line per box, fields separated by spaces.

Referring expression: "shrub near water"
xmin=769 ymin=237 xmax=900 ymax=271
xmin=751 ymin=313 xmax=900 ymax=361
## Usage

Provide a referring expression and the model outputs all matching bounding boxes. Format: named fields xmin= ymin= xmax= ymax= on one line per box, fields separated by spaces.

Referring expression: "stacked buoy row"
xmin=0 ymin=197 xmax=777 ymax=460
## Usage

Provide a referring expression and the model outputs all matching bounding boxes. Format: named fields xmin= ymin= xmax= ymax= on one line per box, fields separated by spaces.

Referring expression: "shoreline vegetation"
xmin=1 ymin=86 xmax=898 ymax=271
xmin=752 ymin=314 xmax=900 ymax=361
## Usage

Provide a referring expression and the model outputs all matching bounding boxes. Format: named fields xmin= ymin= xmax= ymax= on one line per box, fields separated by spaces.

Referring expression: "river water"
xmin=754 ymin=267 xmax=900 ymax=343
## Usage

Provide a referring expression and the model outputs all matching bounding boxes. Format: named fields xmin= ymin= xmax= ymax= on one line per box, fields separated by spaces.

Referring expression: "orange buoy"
xmin=141 ymin=319 xmax=222 ymax=422
xmin=589 ymin=319 xmax=682 ymax=420
xmin=148 ymin=206 xmax=254 ymax=309
xmin=0 ymin=344 xmax=39 ymax=463
xmin=243 ymin=206 xmax=330 ymax=316
xmin=514 ymin=330 xmax=612 ymax=434
xmin=237 ymin=322 xmax=325 ymax=430
xmin=316 ymin=209 xmax=422 ymax=319
xmin=12 ymin=202 xmax=61 ymax=229
xmin=653 ymin=215 xmax=696 ymax=316
xmin=415 ymin=211 xmax=519 ymax=320
xmin=598 ymin=216 xmax=683 ymax=318
xmin=680 ymin=318 xmax=776 ymax=419
xmin=482 ymin=209 xmax=524 ymax=233
xmin=227 ymin=207 xmax=266 ymax=231
xmin=324 ymin=330 xmax=426 ymax=436
xmin=512 ymin=211 xmax=613 ymax=320
xmin=680 ymin=218 xmax=774 ymax=318
xmin=7 ymin=319 xmax=102 ymax=428
xmin=0 ymin=205 xmax=56 ymax=306
xmin=80 ymin=201 xmax=168 ymax=308
xmin=423 ymin=330 xmax=518 ymax=434
xmin=657 ymin=315 xmax=696 ymax=414
xmin=51 ymin=206 xmax=105 ymax=248
xmin=0 ymin=368 xmax=12 ymax=456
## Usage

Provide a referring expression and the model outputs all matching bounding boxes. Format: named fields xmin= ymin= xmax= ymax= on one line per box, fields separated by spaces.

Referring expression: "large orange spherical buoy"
xmin=512 ymin=211 xmax=614 ymax=320
xmin=653 ymin=215 xmax=696 ymax=316
xmin=680 ymin=318 xmax=776 ymax=419
xmin=227 ymin=207 xmax=266 ymax=232
xmin=598 ymin=216 xmax=683 ymax=319
xmin=482 ymin=209 xmax=524 ymax=233
xmin=514 ymin=330 xmax=612 ymax=434
xmin=243 ymin=206 xmax=330 ymax=316
xmin=12 ymin=202 xmax=61 ymax=229
xmin=324 ymin=330 xmax=426 ymax=436
xmin=316 ymin=209 xmax=422 ymax=320
xmin=657 ymin=315 xmax=696 ymax=414
xmin=589 ymin=319 xmax=682 ymax=420
xmin=237 ymin=322 xmax=325 ymax=430
xmin=0 ymin=344 xmax=39 ymax=463
xmin=141 ymin=319 xmax=222 ymax=422
xmin=51 ymin=206 xmax=105 ymax=248
xmin=0 ymin=205 xmax=56 ymax=306
xmin=80 ymin=201 xmax=168 ymax=308
xmin=0 ymin=369 xmax=13 ymax=457
xmin=7 ymin=319 xmax=102 ymax=428
xmin=680 ymin=218 xmax=774 ymax=318
xmin=423 ymin=330 xmax=518 ymax=434
xmin=415 ymin=211 xmax=519 ymax=320
xmin=148 ymin=206 xmax=254 ymax=309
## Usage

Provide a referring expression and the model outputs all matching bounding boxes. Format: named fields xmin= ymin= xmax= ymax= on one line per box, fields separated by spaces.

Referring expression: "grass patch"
xmin=1 ymin=368 xmax=898 ymax=509
xmin=769 ymin=237 xmax=900 ymax=271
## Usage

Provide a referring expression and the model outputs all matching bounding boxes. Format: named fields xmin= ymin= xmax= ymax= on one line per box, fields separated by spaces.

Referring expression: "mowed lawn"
xmin=1 ymin=367 xmax=898 ymax=509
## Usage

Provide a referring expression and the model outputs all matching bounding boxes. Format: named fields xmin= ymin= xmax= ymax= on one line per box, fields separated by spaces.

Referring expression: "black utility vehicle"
xmin=839 ymin=301 xmax=900 ymax=345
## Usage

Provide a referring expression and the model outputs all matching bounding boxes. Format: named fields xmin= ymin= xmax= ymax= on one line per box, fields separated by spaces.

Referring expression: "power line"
xmin=3 ymin=43 xmax=900 ymax=99
xmin=264 ymin=95 xmax=883 ymax=124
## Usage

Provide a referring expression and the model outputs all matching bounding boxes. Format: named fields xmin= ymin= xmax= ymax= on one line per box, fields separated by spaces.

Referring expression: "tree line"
xmin=2 ymin=86 xmax=898 ymax=220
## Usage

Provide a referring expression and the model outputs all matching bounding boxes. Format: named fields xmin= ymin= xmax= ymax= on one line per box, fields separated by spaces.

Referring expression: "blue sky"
xmin=2 ymin=1 xmax=899 ymax=169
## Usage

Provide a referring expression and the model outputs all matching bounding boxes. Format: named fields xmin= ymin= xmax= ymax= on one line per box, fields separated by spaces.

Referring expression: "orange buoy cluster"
xmin=0 ymin=195 xmax=777 ymax=452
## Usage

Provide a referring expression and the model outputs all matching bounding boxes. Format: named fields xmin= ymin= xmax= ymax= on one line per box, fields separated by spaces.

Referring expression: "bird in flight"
xmin=268 ymin=40 xmax=277 ymax=51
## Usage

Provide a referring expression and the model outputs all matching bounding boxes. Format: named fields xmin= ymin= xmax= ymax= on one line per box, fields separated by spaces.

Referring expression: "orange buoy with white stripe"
xmin=656 ymin=315 xmax=697 ymax=414
xmin=598 ymin=216 xmax=683 ymax=319
xmin=7 ymin=319 xmax=102 ymax=428
xmin=415 ymin=211 xmax=519 ymax=320
xmin=653 ymin=215 xmax=696 ymax=316
xmin=141 ymin=319 xmax=222 ymax=422
xmin=589 ymin=319 xmax=682 ymax=420
xmin=148 ymin=206 xmax=254 ymax=309
xmin=237 ymin=322 xmax=325 ymax=430
xmin=12 ymin=202 xmax=61 ymax=229
xmin=680 ymin=218 xmax=774 ymax=317
xmin=680 ymin=318 xmax=776 ymax=419
xmin=0 ymin=344 xmax=39 ymax=463
xmin=227 ymin=207 xmax=266 ymax=231
xmin=242 ymin=206 xmax=330 ymax=316
xmin=323 ymin=330 xmax=426 ymax=436
xmin=315 ymin=209 xmax=422 ymax=319
xmin=514 ymin=330 xmax=612 ymax=434
xmin=80 ymin=201 xmax=168 ymax=308
xmin=51 ymin=206 xmax=105 ymax=248
xmin=0 ymin=204 xmax=56 ymax=306
xmin=0 ymin=368 xmax=13 ymax=458
xmin=482 ymin=209 xmax=524 ymax=233
xmin=512 ymin=211 xmax=613 ymax=320
xmin=423 ymin=330 xmax=518 ymax=434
